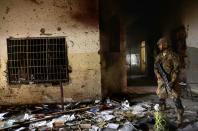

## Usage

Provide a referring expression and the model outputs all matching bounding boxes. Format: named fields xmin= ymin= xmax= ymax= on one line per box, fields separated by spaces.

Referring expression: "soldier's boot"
xmin=176 ymin=108 xmax=184 ymax=127
xmin=159 ymin=98 xmax=166 ymax=111
xmin=174 ymin=98 xmax=184 ymax=127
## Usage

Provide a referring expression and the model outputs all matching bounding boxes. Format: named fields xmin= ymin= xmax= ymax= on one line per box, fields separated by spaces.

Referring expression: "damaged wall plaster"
xmin=0 ymin=0 xmax=101 ymax=105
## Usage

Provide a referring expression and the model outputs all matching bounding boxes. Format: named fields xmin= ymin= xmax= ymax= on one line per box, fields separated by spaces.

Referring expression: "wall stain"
xmin=30 ymin=0 xmax=43 ymax=5
xmin=70 ymin=0 xmax=98 ymax=27
xmin=5 ymin=7 xmax=10 ymax=14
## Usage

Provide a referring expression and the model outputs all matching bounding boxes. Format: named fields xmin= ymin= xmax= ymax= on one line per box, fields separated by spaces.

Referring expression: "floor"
xmin=0 ymin=91 xmax=197 ymax=130
xmin=127 ymin=75 xmax=155 ymax=86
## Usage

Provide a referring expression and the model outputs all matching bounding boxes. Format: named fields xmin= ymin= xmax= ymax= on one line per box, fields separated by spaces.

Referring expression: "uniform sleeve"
xmin=171 ymin=53 xmax=180 ymax=82
xmin=154 ymin=55 xmax=160 ymax=75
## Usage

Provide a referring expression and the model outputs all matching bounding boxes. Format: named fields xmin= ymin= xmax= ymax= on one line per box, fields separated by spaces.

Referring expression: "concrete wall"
xmin=181 ymin=0 xmax=198 ymax=92
xmin=181 ymin=0 xmax=198 ymax=84
xmin=0 ymin=0 xmax=101 ymax=105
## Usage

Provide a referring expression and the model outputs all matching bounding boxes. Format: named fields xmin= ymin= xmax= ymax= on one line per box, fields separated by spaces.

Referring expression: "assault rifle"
xmin=156 ymin=62 xmax=172 ymax=94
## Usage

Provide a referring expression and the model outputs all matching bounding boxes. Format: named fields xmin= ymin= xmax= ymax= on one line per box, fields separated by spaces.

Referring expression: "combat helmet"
xmin=157 ymin=37 xmax=169 ymax=49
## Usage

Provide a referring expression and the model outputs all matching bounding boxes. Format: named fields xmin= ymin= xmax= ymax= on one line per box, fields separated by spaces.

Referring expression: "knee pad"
xmin=174 ymin=98 xmax=184 ymax=109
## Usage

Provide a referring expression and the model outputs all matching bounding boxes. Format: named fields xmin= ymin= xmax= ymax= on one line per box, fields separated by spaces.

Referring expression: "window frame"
xmin=7 ymin=37 xmax=69 ymax=84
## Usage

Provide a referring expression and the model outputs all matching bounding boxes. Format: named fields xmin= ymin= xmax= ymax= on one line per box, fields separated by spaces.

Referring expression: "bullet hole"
xmin=33 ymin=9 xmax=36 ymax=12
xmin=2 ymin=16 xmax=5 ymax=20
xmin=40 ymin=28 xmax=45 ymax=34
xmin=70 ymin=40 xmax=74 ymax=47
xmin=85 ymin=32 xmax=88 ymax=34
xmin=81 ymin=85 xmax=85 ymax=88
xmin=5 ymin=7 xmax=10 ymax=14
xmin=57 ymin=27 xmax=61 ymax=31
xmin=40 ymin=28 xmax=52 ymax=36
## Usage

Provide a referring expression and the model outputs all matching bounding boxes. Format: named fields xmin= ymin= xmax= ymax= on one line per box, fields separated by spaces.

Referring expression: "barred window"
xmin=7 ymin=37 xmax=68 ymax=84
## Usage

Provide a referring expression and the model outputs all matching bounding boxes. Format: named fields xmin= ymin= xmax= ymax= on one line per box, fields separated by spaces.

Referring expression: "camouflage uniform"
xmin=154 ymin=38 xmax=184 ymax=126
xmin=154 ymin=49 xmax=181 ymax=99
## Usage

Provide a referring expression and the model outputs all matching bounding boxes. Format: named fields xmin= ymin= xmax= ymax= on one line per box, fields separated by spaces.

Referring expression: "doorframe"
xmin=121 ymin=26 xmax=156 ymax=94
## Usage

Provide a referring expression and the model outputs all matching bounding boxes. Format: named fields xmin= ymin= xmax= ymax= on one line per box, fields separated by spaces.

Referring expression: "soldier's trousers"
xmin=156 ymin=80 xmax=184 ymax=110
xmin=156 ymin=80 xmax=181 ymax=99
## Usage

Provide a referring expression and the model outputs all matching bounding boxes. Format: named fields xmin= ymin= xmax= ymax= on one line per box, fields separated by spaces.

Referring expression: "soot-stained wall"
xmin=0 ymin=0 xmax=101 ymax=105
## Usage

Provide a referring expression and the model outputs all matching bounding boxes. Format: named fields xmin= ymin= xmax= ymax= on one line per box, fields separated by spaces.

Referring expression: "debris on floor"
xmin=0 ymin=95 xmax=198 ymax=131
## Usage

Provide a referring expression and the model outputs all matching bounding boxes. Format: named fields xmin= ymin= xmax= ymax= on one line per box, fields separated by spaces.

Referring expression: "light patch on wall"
xmin=126 ymin=54 xmax=140 ymax=66
xmin=182 ymin=0 xmax=198 ymax=48
xmin=131 ymin=54 xmax=139 ymax=65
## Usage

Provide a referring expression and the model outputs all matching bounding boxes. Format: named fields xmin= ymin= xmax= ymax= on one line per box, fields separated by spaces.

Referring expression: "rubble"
xmin=0 ymin=95 xmax=197 ymax=131
xmin=118 ymin=122 xmax=138 ymax=131
xmin=106 ymin=123 xmax=119 ymax=129
xmin=0 ymin=113 xmax=7 ymax=121
xmin=178 ymin=122 xmax=198 ymax=131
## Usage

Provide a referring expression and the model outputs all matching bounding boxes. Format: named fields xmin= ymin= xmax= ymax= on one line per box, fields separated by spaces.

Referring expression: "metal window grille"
xmin=7 ymin=37 xmax=68 ymax=84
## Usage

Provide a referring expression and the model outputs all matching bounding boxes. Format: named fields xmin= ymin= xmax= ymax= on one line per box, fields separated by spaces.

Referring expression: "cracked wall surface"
xmin=0 ymin=0 xmax=101 ymax=105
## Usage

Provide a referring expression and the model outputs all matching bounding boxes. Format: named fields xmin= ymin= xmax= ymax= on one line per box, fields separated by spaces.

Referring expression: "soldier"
xmin=154 ymin=37 xmax=184 ymax=126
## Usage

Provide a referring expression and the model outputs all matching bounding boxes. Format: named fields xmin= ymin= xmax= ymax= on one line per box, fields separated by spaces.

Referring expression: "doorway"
xmin=126 ymin=40 xmax=155 ymax=86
